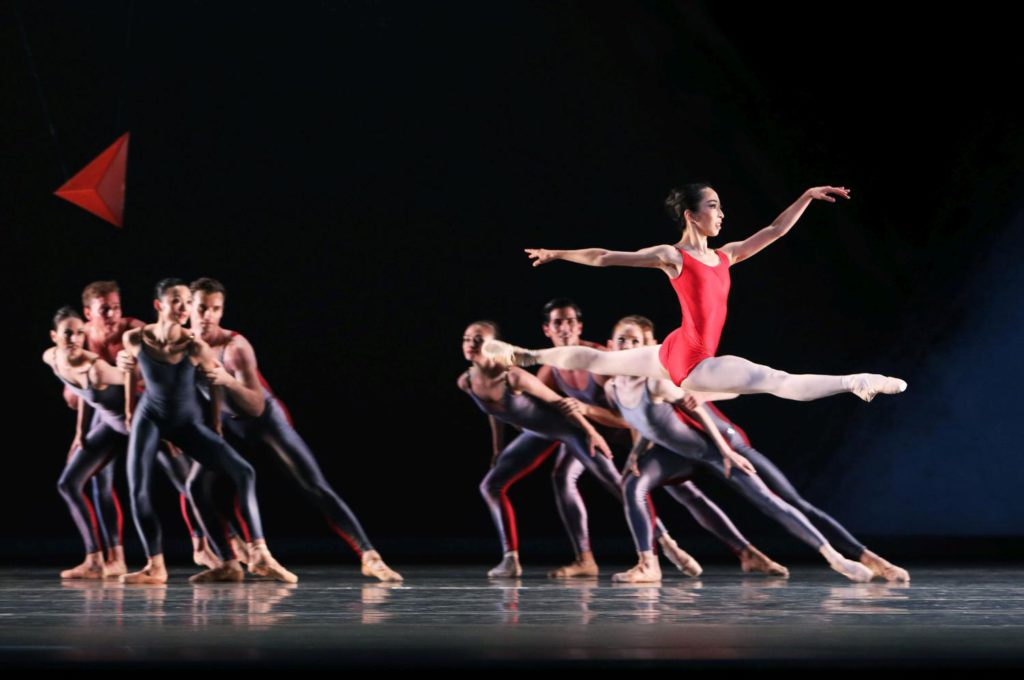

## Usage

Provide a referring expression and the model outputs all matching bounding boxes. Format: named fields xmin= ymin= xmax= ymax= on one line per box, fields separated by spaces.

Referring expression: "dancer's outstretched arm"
xmin=718 ymin=186 xmax=850 ymax=265
xmin=525 ymin=245 xmax=682 ymax=276
xmin=508 ymin=368 xmax=612 ymax=459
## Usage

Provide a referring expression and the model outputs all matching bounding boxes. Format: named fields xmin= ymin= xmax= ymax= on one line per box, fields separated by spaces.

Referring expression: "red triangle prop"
xmin=55 ymin=132 xmax=130 ymax=228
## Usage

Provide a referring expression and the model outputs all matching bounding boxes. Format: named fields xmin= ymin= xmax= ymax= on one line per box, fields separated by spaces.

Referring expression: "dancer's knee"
xmin=479 ymin=475 xmax=501 ymax=501
xmin=56 ymin=472 xmax=79 ymax=499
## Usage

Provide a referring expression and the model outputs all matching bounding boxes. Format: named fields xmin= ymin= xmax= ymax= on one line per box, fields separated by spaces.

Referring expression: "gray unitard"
xmin=551 ymin=369 xmax=753 ymax=555
xmin=127 ymin=343 xmax=262 ymax=559
xmin=53 ymin=369 xmax=129 ymax=555
xmin=55 ymin=368 xmax=212 ymax=554
xmin=193 ymin=338 xmax=375 ymax=557
xmin=609 ymin=381 xmax=828 ymax=554
xmin=466 ymin=370 xmax=663 ymax=555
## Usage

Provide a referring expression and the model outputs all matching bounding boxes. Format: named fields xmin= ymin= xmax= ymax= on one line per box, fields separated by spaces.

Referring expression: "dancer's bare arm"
xmin=624 ymin=435 xmax=652 ymax=477
xmin=509 ymin=368 xmax=612 ymax=459
xmin=193 ymin=340 xmax=224 ymax=436
xmin=203 ymin=335 xmax=265 ymax=418
xmin=457 ymin=372 xmax=508 ymax=467
xmin=526 ymin=245 xmax=683 ymax=276
xmin=556 ymin=397 xmax=630 ymax=429
xmin=91 ymin=358 xmax=126 ymax=387
xmin=487 ymin=416 xmax=505 ymax=467
xmin=719 ymin=186 xmax=850 ymax=265
xmin=121 ymin=330 xmax=143 ymax=428
xmin=68 ymin=398 xmax=88 ymax=461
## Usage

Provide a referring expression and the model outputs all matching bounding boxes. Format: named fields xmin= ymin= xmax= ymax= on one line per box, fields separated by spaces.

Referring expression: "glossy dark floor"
xmin=1 ymin=565 xmax=1023 ymax=668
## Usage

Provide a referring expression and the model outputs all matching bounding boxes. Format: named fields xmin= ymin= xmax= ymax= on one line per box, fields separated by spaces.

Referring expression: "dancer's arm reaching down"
xmin=121 ymin=330 xmax=142 ymax=429
xmin=457 ymin=372 xmax=508 ymax=467
xmin=488 ymin=416 xmax=505 ymax=468
xmin=683 ymin=394 xmax=756 ymax=479
xmin=649 ymin=379 xmax=756 ymax=478
xmin=718 ymin=186 xmax=850 ymax=265
xmin=525 ymin=245 xmax=683 ymax=277
xmin=624 ymin=435 xmax=654 ymax=478
xmin=192 ymin=339 xmax=224 ymax=436
xmin=507 ymin=368 xmax=612 ymax=459
xmin=68 ymin=398 xmax=89 ymax=461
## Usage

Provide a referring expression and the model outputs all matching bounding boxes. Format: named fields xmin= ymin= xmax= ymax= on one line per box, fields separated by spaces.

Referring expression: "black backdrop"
xmin=4 ymin=2 xmax=1023 ymax=564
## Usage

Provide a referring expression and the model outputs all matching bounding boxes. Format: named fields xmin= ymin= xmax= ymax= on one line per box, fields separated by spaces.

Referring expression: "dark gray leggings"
xmin=128 ymin=416 xmax=261 ymax=559
xmin=736 ymin=445 xmax=865 ymax=558
xmin=188 ymin=395 xmax=376 ymax=561
xmin=482 ymin=431 xmax=654 ymax=555
xmin=624 ymin=444 xmax=828 ymax=553
xmin=553 ymin=444 xmax=753 ymax=555
xmin=57 ymin=423 xmax=122 ymax=554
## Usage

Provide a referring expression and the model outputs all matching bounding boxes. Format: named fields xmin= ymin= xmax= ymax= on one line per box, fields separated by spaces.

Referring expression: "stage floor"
xmin=1 ymin=564 xmax=1022 ymax=668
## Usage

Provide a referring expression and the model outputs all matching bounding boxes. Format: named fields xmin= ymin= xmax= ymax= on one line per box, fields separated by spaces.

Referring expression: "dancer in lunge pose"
xmin=120 ymin=278 xmax=295 ymax=584
xmin=185 ymin=277 xmax=401 ymax=582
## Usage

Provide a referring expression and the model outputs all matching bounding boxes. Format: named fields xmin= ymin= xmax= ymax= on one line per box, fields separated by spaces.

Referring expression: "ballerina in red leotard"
xmin=483 ymin=183 xmax=907 ymax=402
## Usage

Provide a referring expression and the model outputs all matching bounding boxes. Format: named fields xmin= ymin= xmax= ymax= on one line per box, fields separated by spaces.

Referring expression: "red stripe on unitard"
xmin=111 ymin=488 xmax=124 ymax=546
xmin=500 ymin=442 xmax=560 ymax=552
xmin=233 ymin=495 xmax=252 ymax=543
xmin=325 ymin=518 xmax=362 ymax=557
xmin=705 ymin=402 xmax=751 ymax=446
xmin=81 ymin=492 xmax=102 ymax=553
xmin=179 ymin=493 xmax=196 ymax=537
xmin=645 ymin=493 xmax=660 ymax=554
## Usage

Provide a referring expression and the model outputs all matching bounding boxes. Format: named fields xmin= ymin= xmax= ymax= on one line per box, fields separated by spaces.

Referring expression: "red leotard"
xmin=658 ymin=247 xmax=731 ymax=385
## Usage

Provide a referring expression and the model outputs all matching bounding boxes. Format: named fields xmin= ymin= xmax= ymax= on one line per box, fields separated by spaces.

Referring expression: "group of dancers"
xmin=47 ymin=182 xmax=909 ymax=586
xmin=461 ymin=183 xmax=910 ymax=583
xmin=45 ymin=278 xmax=402 ymax=584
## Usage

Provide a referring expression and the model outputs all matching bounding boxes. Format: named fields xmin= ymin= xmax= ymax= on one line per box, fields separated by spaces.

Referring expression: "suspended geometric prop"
xmin=54 ymin=132 xmax=130 ymax=227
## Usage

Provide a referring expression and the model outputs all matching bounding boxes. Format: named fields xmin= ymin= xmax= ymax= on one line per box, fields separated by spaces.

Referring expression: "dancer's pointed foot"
xmin=249 ymin=547 xmax=298 ymax=584
xmin=361 ymin=550 xmax=403 ymax=582
xmin=846 ymin=374 xmax=907 ymax=402
xmin=103 ymin=560 xmax=127 ymax=578
xmin=104 ymin=547 xmax=127 ymax=578
xmin=60 ymin=553 xmax=106 ymax=580
xmin=860 ymin=549 xmax=910 ymax=583
xmin=194 ymin=540 xmax=223 ymax=569
xmin=658 ymin=535 xmax=702 ymax=577
xmin=189 ymin=562 xmax=245 ymax=584
xmin=121 ymin=557 xmax=168 ymax=585
xmin=487 ymin=551 xmax=522 ymax=578
xmin=548 ymin=552 xmax=599 ymax=578
xmin=821 ymin=546 xmax=873 ymax=583
xmin=739 ymin=545 xmax=790 ymax=577
xmin=612 ymin=553 xmax=662 ymax=583
xmin=481 ymin=340 xmax=539 ymax=368
xmin=230 ymin=537 xmax=252 ymax=566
